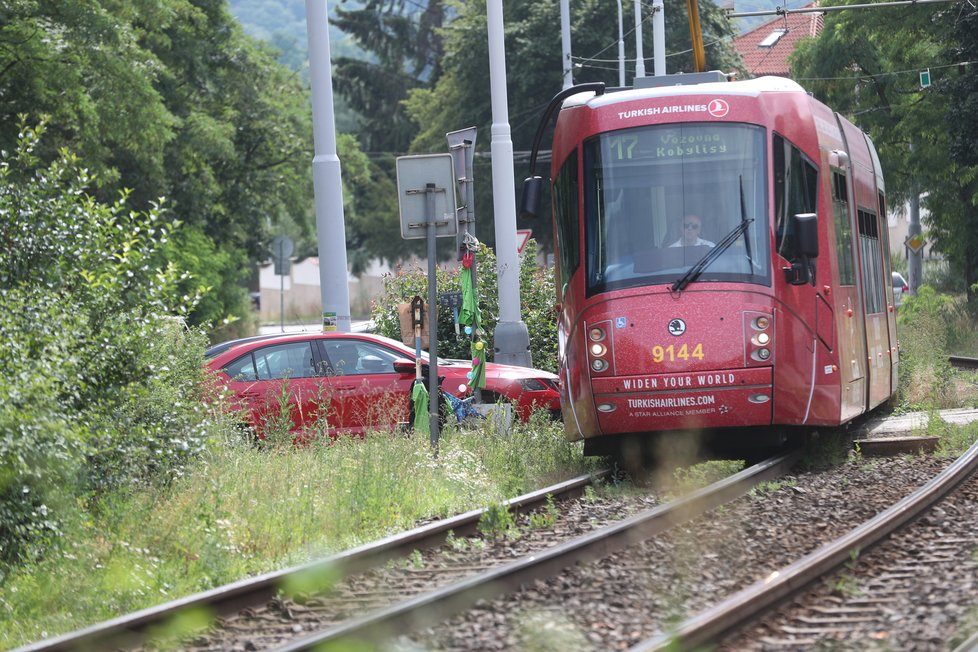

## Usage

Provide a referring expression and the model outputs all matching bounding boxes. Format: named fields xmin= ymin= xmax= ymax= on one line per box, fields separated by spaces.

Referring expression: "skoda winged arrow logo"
xmin=667 ymin=319 xmax=686 ymax=336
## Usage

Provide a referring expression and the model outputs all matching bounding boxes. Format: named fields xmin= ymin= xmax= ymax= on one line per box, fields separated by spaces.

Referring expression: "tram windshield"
xmin=583 ymin=122 xmax=770 ymax=295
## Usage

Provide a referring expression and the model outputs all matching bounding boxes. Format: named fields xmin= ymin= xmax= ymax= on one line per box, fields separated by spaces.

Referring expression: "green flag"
xmin=459 ymin=266 xmax=480 ymax=329
xmin=411 ymin=381 xmax=430 ymax=434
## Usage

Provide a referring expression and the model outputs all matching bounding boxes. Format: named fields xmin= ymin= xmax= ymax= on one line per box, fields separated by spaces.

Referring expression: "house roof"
xmin=733 ymin=3 xmax=824 ymax=78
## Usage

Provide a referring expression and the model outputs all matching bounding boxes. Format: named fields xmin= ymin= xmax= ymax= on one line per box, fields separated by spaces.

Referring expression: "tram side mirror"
xmin=520 ymin=175 xmax=544 ymax=219
xmin=784 ymin=213 xmax=818 ymax=286
xmin=795 ymin=213 xmax=819 ymax=258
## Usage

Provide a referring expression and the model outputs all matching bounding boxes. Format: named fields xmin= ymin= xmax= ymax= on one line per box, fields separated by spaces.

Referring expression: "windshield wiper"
xmin=671 ymin=218 xmax=755 ymax=293
xmin=740 ymin=176 xmax=754 ymax=267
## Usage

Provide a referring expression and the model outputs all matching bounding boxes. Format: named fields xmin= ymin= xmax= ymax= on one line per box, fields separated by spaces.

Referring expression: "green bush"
xmin=0 ymin=122 xmax=218 ymax=568
xmin=369 ymin=241 xmax=559 ymax=373
xmin=896 ymin=285 xmax=958 ymax=409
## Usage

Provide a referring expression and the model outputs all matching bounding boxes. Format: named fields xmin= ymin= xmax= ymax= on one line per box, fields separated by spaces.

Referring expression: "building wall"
xmin=257 ymin=257 xmax=389 ymax=323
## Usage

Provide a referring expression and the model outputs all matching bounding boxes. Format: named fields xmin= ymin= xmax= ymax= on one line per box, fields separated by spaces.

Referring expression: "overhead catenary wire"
xmin=728 ymin=0 xmax=963 ymax=18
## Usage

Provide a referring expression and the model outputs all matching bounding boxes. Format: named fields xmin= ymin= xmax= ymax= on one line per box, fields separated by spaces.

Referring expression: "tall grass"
xmin=0 ymin=415 xmax=593 ymax=648
xmin=897 ymin=286 xmax=978 ymax=410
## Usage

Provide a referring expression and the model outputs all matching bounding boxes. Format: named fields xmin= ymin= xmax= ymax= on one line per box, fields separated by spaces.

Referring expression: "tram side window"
xmin=858 ymin=209 xmax=886 ymax=314
xmin=773 ymin=134 xmax=818 ymax=260
xmin=878 ymin=191 xmax=892 ymax=269
xmin=553 ymin=150 xmax=580 ymax=295
xmin=832 ymin=170 xmax=856 ymax=285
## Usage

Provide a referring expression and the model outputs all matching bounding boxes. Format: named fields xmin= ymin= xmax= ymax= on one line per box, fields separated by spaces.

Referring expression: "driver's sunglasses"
xmin=684 ymin=222 xmax=700 ymax=230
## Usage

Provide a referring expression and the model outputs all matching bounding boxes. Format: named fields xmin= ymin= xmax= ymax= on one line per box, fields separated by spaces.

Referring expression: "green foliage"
xmin=0 ymin=124 xmax=218 ymax=569
xmin=370 ymin=241 xmax=559 ymax=373
xmin=402 ymin=0 xmax=744 ymax=254
xmin=671 ymin=460 xmax=744 ymax=495
xmin=896 ymin=286 xmax=957 ymax=410
xmin=0 ymin=1 xmax=334 ymax=329
xmin=442 ymin=409 xmax=594 ymax=498
xmin=526 ymin=495 xmax=559 ymax=530
xmin=0 ymin=420 xmax=592 ymax=647
xmin=477 ymin=502 xmax=517 ymax=540
xmin=790 ymin=3 xmax=978 ymax=302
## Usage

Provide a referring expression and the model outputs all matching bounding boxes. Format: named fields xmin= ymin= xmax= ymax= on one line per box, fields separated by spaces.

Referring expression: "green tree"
xmin=332 ymin=0 xmax=447 ymax=153
xmin=0 ymin=124 xmax=217 ymax=566
xmin=403 ymin=0 xmax=744 ymax=253
xmin=0 ymin=0 xmax=328 ymax=329
xmin=790 ymin=0 xmax=978 ymax=301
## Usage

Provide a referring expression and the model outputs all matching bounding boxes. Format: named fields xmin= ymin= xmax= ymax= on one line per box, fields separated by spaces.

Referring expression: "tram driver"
xmin=669 ymin=214 xmax=715 ymax=248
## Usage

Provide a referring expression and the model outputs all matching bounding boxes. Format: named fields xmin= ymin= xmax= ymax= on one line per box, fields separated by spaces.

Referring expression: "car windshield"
xmin=583 ymin=122 xmax=771 ymax=295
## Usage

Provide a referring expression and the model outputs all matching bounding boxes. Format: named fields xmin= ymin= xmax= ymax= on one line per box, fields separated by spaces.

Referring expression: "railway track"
xmin=19 ymin=451 xmax=801 ymax=652
xmin=22 ymin=418 xmax=978 ymax=651
xmin=629 ymin=437 xmax=978 ymax=651
xmin=17 ymin=470 xmax=608 ymax=652
xmin=231 ymin=451 xmax=802 ymax=651
xmin=949 ymin=355 xmax=978 ymax=371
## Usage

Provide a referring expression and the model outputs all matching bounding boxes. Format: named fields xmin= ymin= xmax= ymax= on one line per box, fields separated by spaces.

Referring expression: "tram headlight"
xmin=591 ymin=358 xmax=608 ymax=372
xmin=588 ymin=327 xmax=606 ymax=342
xmin=752 ymin=332 xmax=770 ymax=346
xmin=589 ymin=342 xmax=607 ymax=357
xmin=753 ymin=316 xmax=770 ymax=330
xmin=756 ymin=348 xmax=771 ymax=361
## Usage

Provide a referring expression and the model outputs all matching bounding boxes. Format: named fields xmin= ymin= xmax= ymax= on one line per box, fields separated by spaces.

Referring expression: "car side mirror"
xmin=393 ymin=358 xmax=416 ymax=375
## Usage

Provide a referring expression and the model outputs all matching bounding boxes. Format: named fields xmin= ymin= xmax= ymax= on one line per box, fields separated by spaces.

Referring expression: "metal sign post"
xmin=447 ymin=127 xmax=483 ymax=403
xmin=272 ymin=235 xmax=294 ymax=332
xmin=396 ymin=154 xmax=458 ymax=449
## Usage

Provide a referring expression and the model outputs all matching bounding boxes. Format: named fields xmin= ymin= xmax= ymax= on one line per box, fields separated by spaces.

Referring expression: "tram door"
xmin=830 ymin=165 xmax=868 ymax=422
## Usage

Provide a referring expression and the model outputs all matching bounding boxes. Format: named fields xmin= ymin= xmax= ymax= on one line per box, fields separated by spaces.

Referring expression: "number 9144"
xmin=652 ymin=343 xmax=704 ymax=363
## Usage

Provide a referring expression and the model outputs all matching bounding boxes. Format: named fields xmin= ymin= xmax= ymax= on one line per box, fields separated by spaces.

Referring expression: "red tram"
xmin=522 ymin=74 xmax=899 ymax=455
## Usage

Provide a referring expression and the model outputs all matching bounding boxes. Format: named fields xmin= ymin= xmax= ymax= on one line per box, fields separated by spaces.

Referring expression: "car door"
xmin=222 ymin=340 xmax=325 ymax=435
xmin=317 ymin=338 xmax=414 ymax=435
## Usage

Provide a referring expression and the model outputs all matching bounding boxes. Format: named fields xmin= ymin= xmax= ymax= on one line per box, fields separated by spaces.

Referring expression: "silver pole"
xmin=634 ymin=0 xmax=646 ymax=79
xmin=617 ymin=0 xmax=626 ymax=86
xmin=305 ymin=0 xmax=352 ymax=333
xmin=652 ymin=0 xmax=666 ymax=76
xmin=561 ymin=0 xmax=573 ymax=88
xmin=486 ymin=0 xmax=532 ymax=367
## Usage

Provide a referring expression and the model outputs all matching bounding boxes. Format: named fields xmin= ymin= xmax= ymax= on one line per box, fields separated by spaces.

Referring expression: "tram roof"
xmin=565 ymin=76 xmax=807 ymax=110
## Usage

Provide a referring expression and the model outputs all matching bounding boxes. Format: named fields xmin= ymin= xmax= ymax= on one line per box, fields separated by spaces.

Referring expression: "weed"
xmin=668 ymin=459 xmax=744 ymax=499
xmin=478 ymin=502 xmax=517 ymax=540
xmin=583 ymin=485 xmax=598 ymax=503
xmin=526 ymin=495 xmax=559 ymax=530
xmin=445 ymin=530 xmax=468 ymax=553
xmin=406 ymin=549 xmax=424 ymax=570
xmin=829 ymin=549 xmax=862 ymax=598
xmin=257 ymin=378 xmax=297 ymax=450
xmin=749 ymin=479 xmax=797 ymax=498
xmin=936 ymin=420 xmax=978 ymax=458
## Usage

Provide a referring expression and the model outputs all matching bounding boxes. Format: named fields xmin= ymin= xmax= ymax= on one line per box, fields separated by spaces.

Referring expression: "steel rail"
xmin=271 ymin=450 xmax=803 ymax=651
xmin=15 ymin=470 xmax=608 ymax=652
xmin=949 ymin=355 xmax=978 ymax=370
xmin=630 ymin=436 xmax=978 ymax=651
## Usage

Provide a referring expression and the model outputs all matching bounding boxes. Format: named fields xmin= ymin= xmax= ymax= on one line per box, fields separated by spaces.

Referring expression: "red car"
xmin=205 ymin=332 xmax=560 ymax=437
